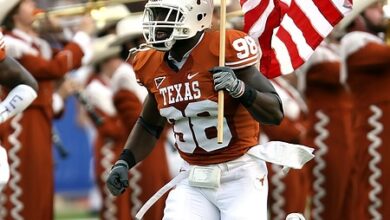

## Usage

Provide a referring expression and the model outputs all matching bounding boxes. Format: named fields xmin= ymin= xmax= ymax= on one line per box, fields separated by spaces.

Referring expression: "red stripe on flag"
xmin=288 ymin=0 xmax=324 ymax=49
xmin=313 ymin=0 xmax=344 ymax=26
xmin=242 ymin=0 xmax=352 ymax=78
xmin=267 ymin=52 xmax=282 ymax=78
xmin=242 ymin=0 xmax=271 ymax=33
xmin=257 ymin=0 xmax=283 ymax=76
xmin=276 ymin=26 xmax=305 ymax=69
xmin=240 ymin=0 xmax=247 ymax=6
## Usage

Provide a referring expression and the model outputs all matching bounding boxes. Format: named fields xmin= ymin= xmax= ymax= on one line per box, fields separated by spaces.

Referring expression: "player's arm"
xmin=122 ymin=93 xmax=166 ymax=163
xmin=0 ymin=56 xmax=38 ymax=123
xmin=210 ymin=31 xmax=283 ymax=125
xmin=237 ymin=66 xmax=283 ymax=124
xmin=106 ymin=92 xmax=166 ymax=196
xmin=210 ymin=65 xmax=283 ymax=125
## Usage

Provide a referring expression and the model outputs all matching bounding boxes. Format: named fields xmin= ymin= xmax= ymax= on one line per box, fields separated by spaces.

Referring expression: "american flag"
xmin=240 ymin=0 xmax=353 ymax=78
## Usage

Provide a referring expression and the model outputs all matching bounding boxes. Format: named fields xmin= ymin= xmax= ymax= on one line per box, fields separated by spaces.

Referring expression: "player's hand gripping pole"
xmin=217 ymin=0 xmax=227 ymax=144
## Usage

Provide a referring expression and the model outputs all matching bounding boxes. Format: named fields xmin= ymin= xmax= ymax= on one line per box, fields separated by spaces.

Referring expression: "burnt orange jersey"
xmin=0 ymin=33 xmax=5 ymax=61
xmin=133 ymin=30 xmax=260 ymax=165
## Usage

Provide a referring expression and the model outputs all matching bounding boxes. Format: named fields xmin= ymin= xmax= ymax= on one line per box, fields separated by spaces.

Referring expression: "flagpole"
xmin=217 ymin=0 xmax=226 ymax=144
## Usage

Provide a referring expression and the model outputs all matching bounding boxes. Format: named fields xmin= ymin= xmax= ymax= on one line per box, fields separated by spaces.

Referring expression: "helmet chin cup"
xmin=164 ymin=40 xmax=175 ymax=51
xmin=151 ymin=39 xmax=176 ymax=51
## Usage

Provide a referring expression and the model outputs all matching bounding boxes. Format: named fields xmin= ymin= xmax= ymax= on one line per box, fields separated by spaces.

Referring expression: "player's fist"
xmin=106 ymin=160 xmax=129 ymax=196
xmin=209 ymin=66 xmax=245 ymax=98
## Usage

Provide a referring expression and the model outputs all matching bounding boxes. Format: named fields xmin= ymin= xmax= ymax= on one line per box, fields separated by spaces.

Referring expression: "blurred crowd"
xmin=0 ymin=0 xmax=389 ymax=220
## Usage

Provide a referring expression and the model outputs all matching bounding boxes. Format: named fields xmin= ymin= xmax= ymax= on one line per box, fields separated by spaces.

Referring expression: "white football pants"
xmin=0 ymin=145 xmax=10 ymax=191
xmin=163 ymin=154 xmax=268 ymax=220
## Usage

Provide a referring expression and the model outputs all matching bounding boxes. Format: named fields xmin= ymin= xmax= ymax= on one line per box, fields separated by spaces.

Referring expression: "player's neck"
xmin=169 ymin=31 xmax=203 ymax=62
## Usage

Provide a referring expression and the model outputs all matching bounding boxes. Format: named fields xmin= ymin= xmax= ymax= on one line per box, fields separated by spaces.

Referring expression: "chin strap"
xmin=164 ymin=39 xmax=175 ymax=51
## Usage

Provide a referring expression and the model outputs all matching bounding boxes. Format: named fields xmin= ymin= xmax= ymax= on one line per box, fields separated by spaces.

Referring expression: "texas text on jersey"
xmin=133 ymin=29 xmax=260 ymax=165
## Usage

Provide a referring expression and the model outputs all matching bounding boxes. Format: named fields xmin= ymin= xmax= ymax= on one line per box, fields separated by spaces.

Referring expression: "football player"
xmin=0 ymin=31 xmax=38 ymax=191
xmin=107 ymin=0 xmax=283 ymax=219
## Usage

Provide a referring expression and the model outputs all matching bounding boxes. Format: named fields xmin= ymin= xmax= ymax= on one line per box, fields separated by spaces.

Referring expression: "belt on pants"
xmin=135 ymin=141 xmax=315 ymax=220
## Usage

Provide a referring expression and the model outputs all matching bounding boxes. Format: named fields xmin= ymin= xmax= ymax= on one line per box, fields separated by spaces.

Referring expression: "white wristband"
xmin=0 ymin=84 xmax=37 ymax=123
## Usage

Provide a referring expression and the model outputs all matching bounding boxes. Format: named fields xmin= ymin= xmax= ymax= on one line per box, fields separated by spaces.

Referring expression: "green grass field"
xmin=54 ymin=195 xmax=98 ymax=220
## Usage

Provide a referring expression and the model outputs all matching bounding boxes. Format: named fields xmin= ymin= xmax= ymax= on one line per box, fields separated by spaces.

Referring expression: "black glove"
xmin=210 ymin=66 xmax=245 ymax=98
xmin=106 ymin=160 xmax=129 ymax=196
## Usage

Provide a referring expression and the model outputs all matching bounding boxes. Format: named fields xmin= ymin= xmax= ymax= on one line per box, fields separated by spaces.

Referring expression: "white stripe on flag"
xmin=295 ymin=0 xmax=333 ymax=37
xmin=242 ymin=0 xmax=263 ymax=13
xmin=281 ymin=15 xmax=314 ymax=61
xmin=248 ymin=0 xmax=275 ymax=39
xmin=272 ymin=36 xmax=294 ymax=74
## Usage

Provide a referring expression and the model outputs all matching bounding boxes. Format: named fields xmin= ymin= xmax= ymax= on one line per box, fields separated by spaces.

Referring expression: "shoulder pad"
xmin=209 ymin=30 xmax=258 ymax=69
xmin=132 ymin=48 xmax=160 ymax=72
xmin=131 ymin=48 xmax=164 ymax=91
xmin=209 ymin=29 xmax=248 ymax=57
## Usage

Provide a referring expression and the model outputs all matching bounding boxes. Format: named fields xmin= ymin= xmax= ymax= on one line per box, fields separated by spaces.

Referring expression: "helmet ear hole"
xmin=197 ymin=14 xmax=203 ymax=21
xmin=196 ymin=0 xmax=201 ymax=5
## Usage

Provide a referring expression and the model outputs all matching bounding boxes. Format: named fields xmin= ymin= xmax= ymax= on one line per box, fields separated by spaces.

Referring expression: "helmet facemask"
xmin=143 ymin=6 xmax=186 ymax=51
xmin=142 ymin=0 xmax=214 ymax=51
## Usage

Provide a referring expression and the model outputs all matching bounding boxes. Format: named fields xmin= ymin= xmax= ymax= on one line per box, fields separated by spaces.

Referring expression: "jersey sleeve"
xmin=0 ymin=33 xmax=6 ymax=61
xmin=131 ymin=55 xmax=144 ymax=87
xmin=224 ymin=30 xmax=259 ymax=70
xmin=131 ymin=49 xmax=155 ymax=87
xmin=131 ymin=48 xmax=164 ymax=92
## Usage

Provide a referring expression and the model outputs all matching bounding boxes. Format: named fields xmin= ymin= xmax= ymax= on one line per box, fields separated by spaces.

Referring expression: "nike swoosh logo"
xmin=187 ymin=72 xmax=200 ymax=80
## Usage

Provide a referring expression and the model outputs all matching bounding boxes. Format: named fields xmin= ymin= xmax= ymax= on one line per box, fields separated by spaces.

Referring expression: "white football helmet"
xmin=142 ymin=0 xmax=214 ymax=51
